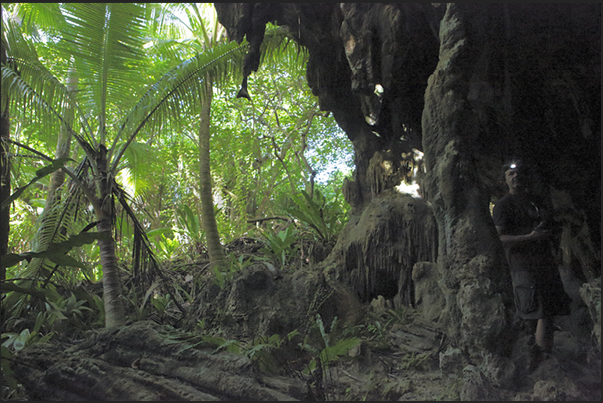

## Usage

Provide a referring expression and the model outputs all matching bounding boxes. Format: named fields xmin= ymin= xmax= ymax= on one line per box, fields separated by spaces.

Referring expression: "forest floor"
xmin=4 ymin=238 xmax=601 ymax=401
xmin=175 ymin=238 xmax=601 ymax=401
xmin=261 ymin=302 xmax=602 ymax=401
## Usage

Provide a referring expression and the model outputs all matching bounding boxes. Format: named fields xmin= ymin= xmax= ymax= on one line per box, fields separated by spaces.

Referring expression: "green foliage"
xmin=151 ymin=294 xmax=173 ymax=322
xmin=242 ymin=330 xmax=300 ymax=374
xmin=1 ymin=307 xmax=56 ymax=398
xmin=122 ymin=281 xmax=162 ymax=322
xmin=91 ymin=294 xmax=105 ymax=327
xmin=3 ymin=1 xmax=352 ymax=278
xmin=210 ymin=265 xmax=228 ymax=290
xmin=300 ymin=314 xmax=360 ymax=374
xmin=44 ymin=291 xmax=93 ymax=333
xmin=257 ymin=226 xmax=298 ymax=268
xmin=1 ymin=231 xmax=110 ymax=270
xmin=183 ymin=314 xmax=360 ymax=384
xmin=2 ymin=311 xmax=54 ymax=353
xmin=228 ymin=252 xmax=257 ymax=272
xmin=175 ymin=204 xmax=203 ymax=244
xmin=211 ymin=338 xmax=241 ymax=355
xmin=1 ymin=345 xmax=20 ymax=393
xmin=286 ymin=189 xmax=345 ymax=243
xmin=150 ymin=231 xmax=182 ymax=261
xmin=211 ymin=252 xmax=257 ymax=289
xmin=1 ymin=156 xmax=74 ymax=212
xmin=180 ymin=333 xmax=242 ymax=355
xmin=2 ymin=0 xmax=354 ymax=355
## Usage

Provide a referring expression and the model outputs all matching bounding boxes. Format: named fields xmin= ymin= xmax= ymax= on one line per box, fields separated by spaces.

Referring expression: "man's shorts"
xmin=510 ymin=269 xmax=571 ymax=320
xmin=511 ymin=270 xmax=544 ymax=320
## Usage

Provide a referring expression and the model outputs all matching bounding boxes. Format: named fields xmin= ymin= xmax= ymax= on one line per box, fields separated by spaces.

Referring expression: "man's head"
xmin=502 ymin=160 xmax=526 ymax=194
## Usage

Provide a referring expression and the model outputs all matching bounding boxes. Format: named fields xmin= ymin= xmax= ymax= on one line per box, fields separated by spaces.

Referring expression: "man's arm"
xmin=495 ymin=225 xmax=550 ymax=247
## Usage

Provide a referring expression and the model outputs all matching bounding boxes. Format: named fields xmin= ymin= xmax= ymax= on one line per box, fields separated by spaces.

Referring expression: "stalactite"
xmin=336 ymin=191 xmax=437 ymax=303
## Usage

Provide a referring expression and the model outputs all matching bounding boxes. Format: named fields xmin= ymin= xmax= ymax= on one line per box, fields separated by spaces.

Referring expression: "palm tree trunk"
xmin=97 ymin=214 xmax=125 ymax=327
xmin=23 ymin=69 xmax=78 ymax=282
xmin=33 ymin=69 xmax=77 ymax=245
xmin=199 ymin=81 xmax=225 ymax=269
xmin=47 ymin=68 xmax=77 ymax=198
xmin=1 ymin=43 xmax=10 ymax=278
xmin=96 ymin=145 xmax=125 ymax=327
xmin=0 ymin=79 xmax=10 ymax=296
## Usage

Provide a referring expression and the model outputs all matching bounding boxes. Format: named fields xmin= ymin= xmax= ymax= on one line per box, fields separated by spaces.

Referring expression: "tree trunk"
xmin=47 ymin=68 xmax=77 ymax=199
xmin=0 ymin=60 xmax=10 ymax=298
xmin=1 ymin=42 xmax=12 ymax=335
xmin=96 ymin=144 xmax=126 ymax=328
xmin=27 ymin=68 xmax=77 ymax=277
xmin=199 ymin=81 xmax=225 ymax=268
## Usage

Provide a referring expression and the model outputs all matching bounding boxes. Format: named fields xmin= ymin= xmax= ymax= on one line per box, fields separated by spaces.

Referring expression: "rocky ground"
xmin=4 ymin=238 xmax=601 ymax=401
xmin=7 ymin=289 xmax=600 ymax=401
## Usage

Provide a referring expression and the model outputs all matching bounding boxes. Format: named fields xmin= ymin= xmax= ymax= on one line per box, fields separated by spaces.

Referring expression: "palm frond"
xmin=260 ymin=25 xmax=308 ymax=71
xmin=3 ymin=157 xmax=94 ymax=319
xmin=121 ymin=141 xmax=157 ymax=195
xmin=2 ymin=12 xmax=66 ymax=128
xmin=2 ymin=11 xmax=38 ymax=59
xmin=113 ymin=183 xmax=187 ymax=315
xmin=22 ymin=158 xmax=93 ymax=280
xmin=59 ymin=3 xmax=151 ymax=118
xmin=1 ymin=154 xmax=73 ymax=211
xmin=2 ymin=61 xmax=97 ymax=157
xmin=8 ymin=3 xmax=67 ymax=40
xmin=2 ymin=13 xmax=97 ymax=150
xmin=109 ymin=39 xmax=249 ymax=172
xmin=143 ymin=37 xmax=193 ymax=68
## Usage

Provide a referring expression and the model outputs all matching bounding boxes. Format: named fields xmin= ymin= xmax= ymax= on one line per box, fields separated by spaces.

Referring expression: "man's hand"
xmin=528 ymin=229 xmax=551 ymax=240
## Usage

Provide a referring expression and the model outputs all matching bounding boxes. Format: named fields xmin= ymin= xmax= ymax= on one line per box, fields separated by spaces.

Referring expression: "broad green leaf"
xmin=0 ymin=232 xmax=109 ymax=270
xmin=1 ymin=157 xmax=74 ymax=211
xmin=0 ymin=345 xmax=18 ymax=389
xmin=146 ymin=228 xmax=174 ymax=238
xmin=43 ymin=252 xmax=86 ymax=269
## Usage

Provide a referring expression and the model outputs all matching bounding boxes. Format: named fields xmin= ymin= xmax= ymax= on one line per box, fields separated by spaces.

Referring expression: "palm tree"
xmin=167 ymin=4 xmax=228 ymax=270
xmin=1 ymin=34 xmax=10 ymax=295
xmin=1 ymin=3 xmax=250 ymax=327
xmin=151 ymin=4 xmax=300 ymax=270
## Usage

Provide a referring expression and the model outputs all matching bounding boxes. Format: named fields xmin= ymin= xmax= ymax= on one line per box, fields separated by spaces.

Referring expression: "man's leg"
xmin=535 ymin=317 xmax=553 ymax=352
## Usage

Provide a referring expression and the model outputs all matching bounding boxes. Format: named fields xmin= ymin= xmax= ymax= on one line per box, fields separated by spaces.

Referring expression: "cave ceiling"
xmin=216 ymin=3 xmax=601 ymax=248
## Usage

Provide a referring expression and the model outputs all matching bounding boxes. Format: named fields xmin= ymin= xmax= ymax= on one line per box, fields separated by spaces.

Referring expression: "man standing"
xmin=492 ymin=160 xmax=571 ymax=363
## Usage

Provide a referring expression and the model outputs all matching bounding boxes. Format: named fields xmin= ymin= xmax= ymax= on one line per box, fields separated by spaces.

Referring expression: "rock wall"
xmin=422 ymin=3 xmax=517 ymax=360
xmin=422 ymin=3 xmax=600 ymax=360
xmin=216 ymin=3 xmax=601 ymax=364
xmin=216 ymin=3 xmax=444 ymax=212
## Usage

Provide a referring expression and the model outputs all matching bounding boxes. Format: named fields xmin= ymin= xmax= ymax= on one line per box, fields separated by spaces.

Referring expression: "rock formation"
xmin=9 ymin=3 xmax=600 ymax=401
xmin=216 ymin=0 xmax=600 ymax=370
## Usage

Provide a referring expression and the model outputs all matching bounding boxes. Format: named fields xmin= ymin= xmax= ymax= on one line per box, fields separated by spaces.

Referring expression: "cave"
xmin=215 ymin=2 xmax=600 ymax=358
xmin=9 ymin=3 xmax=600 ymax=400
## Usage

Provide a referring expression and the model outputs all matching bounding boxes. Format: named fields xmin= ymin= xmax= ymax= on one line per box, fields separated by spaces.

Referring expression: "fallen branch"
xmin=246 ymin=216 xmax=292 ymax=224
